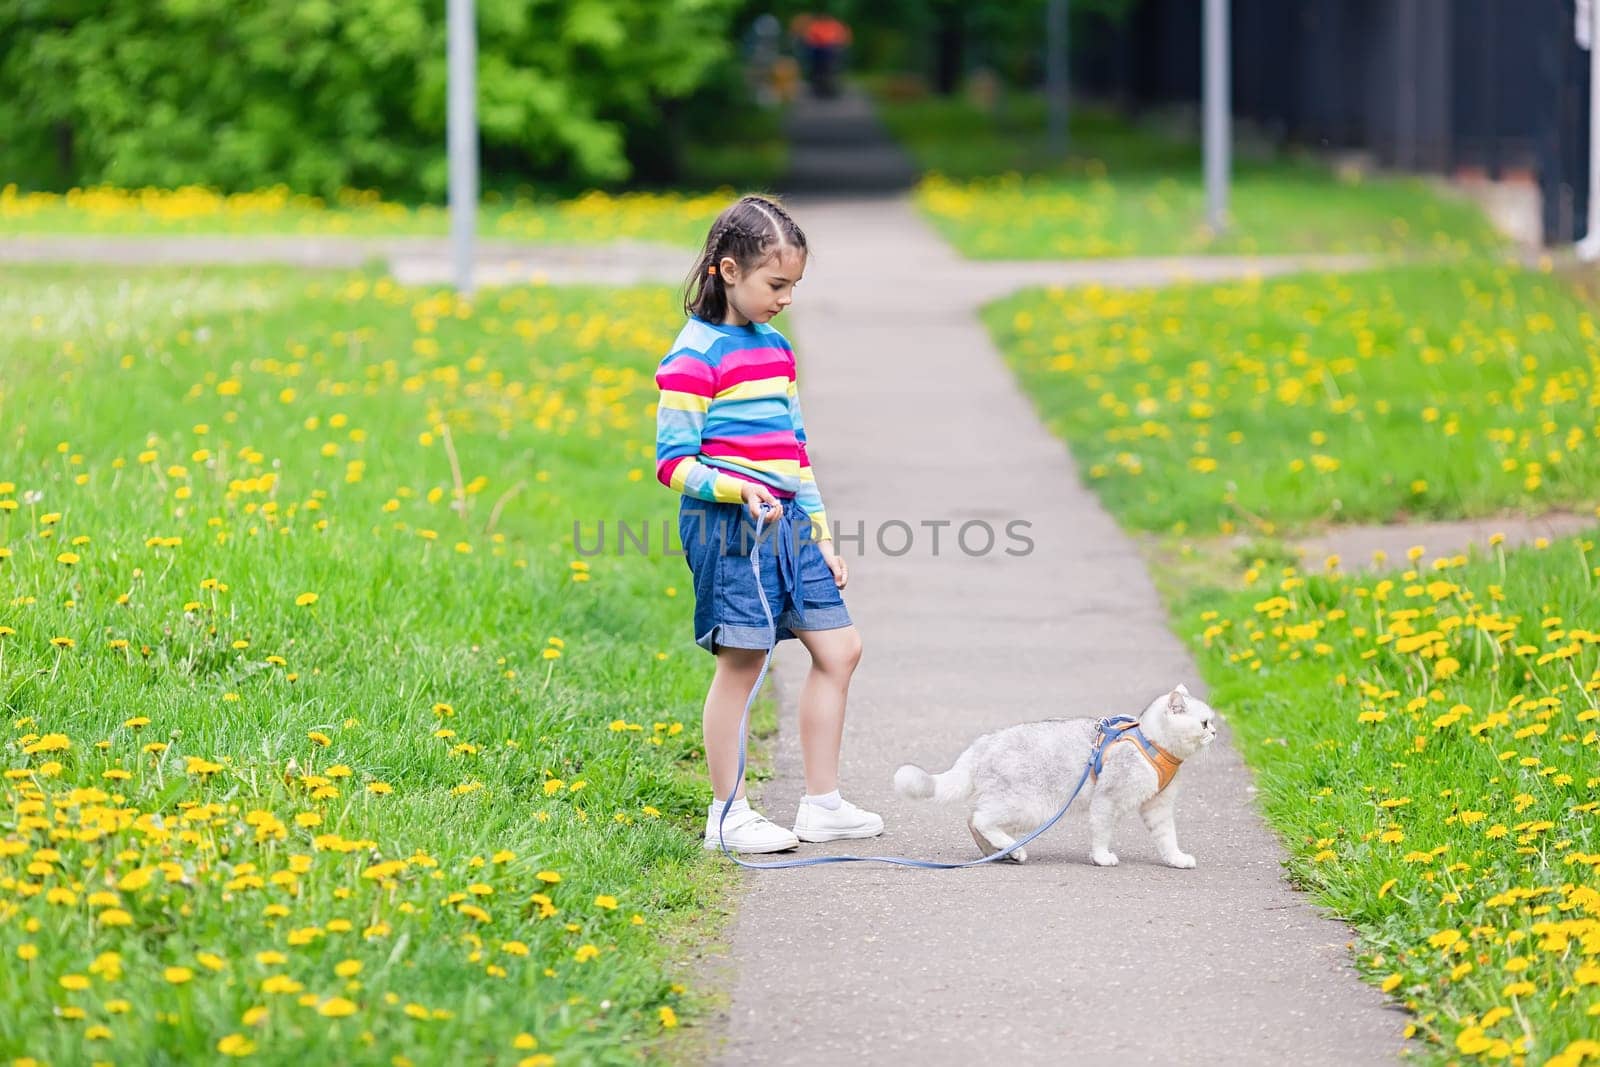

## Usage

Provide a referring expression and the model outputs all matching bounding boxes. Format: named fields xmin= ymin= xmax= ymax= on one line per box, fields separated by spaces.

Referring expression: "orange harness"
xmin=1089 ymin=717 xmax=1183 ymax=793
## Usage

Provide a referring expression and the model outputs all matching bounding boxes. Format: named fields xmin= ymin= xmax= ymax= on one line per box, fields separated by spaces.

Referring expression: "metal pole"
xmin=1396 ymin=0 xmax=1418 ymax=171
xmin=447 ymin=0 xmax=478 ymax=293
xmin=1203 ymin=0 xmax=1230 ymax=233
xmin=1047 ymin=0 xmax=1069 ymax=154
xmin=1579 ymin=0 xmax=1600 ymax=258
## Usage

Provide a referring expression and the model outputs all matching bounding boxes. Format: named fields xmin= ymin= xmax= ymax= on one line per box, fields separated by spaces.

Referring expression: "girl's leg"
xmin=703 ymin=646 xmax=771 ymax=801
xmin=790 ymin=624 xmax=863 ymax=795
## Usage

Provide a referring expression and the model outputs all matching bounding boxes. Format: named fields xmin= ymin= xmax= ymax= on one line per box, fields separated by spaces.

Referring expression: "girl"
xmin=655 ymin=195 xmax=883 ymax=853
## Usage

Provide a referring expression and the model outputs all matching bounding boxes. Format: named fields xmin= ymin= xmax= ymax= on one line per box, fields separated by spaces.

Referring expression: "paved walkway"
xmin=0 ymin=234 xmax=691 ymax=288
xmin=713 ymin=194 xmax=1400 ymax=1067
xmin=0 ymin=233 xmax=1372 ymax=294
xmin=781 ymin=86 xmax=919 ymax=195
xmin=1292 ymin=511 xmax=1597 ymax=571
xmin=703 ymin=87 xmax=1402 ymax=1065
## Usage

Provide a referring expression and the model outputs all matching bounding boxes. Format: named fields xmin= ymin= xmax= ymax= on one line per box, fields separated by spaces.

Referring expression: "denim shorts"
xmin=679 ymin=496 xmax=852 ymax=654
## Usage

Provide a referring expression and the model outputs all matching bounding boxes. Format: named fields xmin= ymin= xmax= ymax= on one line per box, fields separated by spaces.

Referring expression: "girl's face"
xmin=719 ymin=244 xmax=806 ymax=326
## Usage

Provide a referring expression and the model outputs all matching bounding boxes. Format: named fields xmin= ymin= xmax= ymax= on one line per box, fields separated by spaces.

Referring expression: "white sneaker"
xmin=793 ymin=796 xmax=885 ymax=843
xmin=703 ymin=805 xmax=800 ymax=854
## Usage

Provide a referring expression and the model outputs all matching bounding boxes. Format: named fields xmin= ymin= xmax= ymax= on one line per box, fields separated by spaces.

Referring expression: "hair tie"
xmin=707 ymin=265 xmax=717 ymax=275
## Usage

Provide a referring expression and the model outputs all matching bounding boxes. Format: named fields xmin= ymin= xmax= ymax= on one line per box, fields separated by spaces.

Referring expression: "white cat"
xmin=894 ymin=686 xmax=1218 ymax=867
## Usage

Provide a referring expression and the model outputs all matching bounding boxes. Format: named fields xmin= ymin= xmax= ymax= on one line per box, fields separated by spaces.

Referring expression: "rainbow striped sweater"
xmin=654 ymin=316 xmax=831 ymax=541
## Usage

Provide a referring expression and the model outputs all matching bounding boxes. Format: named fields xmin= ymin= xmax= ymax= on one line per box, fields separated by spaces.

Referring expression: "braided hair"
xmin=684 ymin=194 xmax=808 ymax=324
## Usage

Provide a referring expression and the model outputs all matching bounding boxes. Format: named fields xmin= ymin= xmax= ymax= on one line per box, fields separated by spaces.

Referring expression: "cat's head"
xmin=1148 ymin=684 xmax=1219 ymax=754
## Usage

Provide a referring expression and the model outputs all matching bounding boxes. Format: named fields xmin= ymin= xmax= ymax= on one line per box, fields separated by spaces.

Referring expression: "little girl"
xmin=654 ymin=194 xmax=883 ymax=853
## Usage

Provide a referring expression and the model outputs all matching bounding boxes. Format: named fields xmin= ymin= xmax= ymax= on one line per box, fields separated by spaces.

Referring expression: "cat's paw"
xmin=1090 ymin=850 xmax=1119 ymax=867
xmin=1164 ymin=852 xmax=1197 ymax=869
xmin=1007 ymin=847 xmax=1028 ymax=864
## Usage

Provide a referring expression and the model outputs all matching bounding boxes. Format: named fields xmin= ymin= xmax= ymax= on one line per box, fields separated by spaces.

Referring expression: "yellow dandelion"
xmin=23 ymin=733 xmax=70 ymax=754
xmin=317 ymin=996 xmax=358 ymax=1017
xmin=218 ymin=1034 xmax=257 ymax=1057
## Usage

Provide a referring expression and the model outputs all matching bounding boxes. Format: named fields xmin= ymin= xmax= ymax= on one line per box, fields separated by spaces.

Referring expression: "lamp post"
xmin=448 ymin=0 xmax=478 ymax=292
xmin=1203 ymin=0 xmax=1230 ymax=234
xmin=1046 ymin=0 xmax=1069 ymax=154
xmin=1578 ymin=0 xmax=1600 ymax=259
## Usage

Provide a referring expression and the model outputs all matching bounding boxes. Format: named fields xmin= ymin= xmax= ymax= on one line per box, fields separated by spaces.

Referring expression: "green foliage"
xmin=0 ymin=0 xmax=741 ymax=198
xmin=0 ymin=265 xmax=733 ymax=1061
xmin=742 ymin=0 xmax=1140 ymax=87
xmin=985 ymin=265 xmax=1591 ymax=535
xmin=1179 ymin=533 xmax=1600 ymax=1062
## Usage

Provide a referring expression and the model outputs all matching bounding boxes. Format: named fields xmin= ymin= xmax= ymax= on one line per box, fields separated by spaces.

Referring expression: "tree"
xmin=0 ymin=0 xmax=742 ymax=198
xmin=737 ymin=0 xmax=1142 ymax=94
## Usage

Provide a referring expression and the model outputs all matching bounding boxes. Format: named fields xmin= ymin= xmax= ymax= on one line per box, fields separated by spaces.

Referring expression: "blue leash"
xmin=713 ymin=505 xmax=1097 ymax=870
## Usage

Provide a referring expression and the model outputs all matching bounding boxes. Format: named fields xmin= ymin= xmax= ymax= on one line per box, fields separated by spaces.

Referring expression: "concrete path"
xmin=0 ymin=234 xmax=691 ymax=288
xmin=0 ymin=233 xmax=1372 ymax=295
xmin=704 ymin=85 xmax=1402 ymax=1065
xmin=716 ymin=193 xmax=1402 ymax=1067
xmin=781 ymin=86 xmax=918 ymax=195
xmin=1292 ymin=511 xmax=1597 ymax=571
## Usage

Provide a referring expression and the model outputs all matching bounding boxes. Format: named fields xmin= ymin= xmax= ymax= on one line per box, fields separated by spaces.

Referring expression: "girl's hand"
xmin=740 ymin=481 xmax=781 ymax=523
xmin=818 ymin=538 xmax=847 ymax=589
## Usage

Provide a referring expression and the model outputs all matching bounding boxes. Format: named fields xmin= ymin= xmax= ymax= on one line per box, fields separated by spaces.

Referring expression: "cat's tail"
xmin=893 ymin=753 xmax=973 ymax=804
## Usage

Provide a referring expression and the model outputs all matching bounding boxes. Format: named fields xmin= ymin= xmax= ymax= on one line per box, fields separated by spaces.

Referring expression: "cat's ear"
xmin=1175 ymin=683 xmax=1190 ymax=695
xmin=1167 ymin=688 xmax=1187 ymax=714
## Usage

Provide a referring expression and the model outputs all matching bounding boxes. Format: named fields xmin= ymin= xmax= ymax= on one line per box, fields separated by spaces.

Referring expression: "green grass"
xmin=0 ymin=185 xmax=732 ymax=247
xmin=1172 ymin=532 xmax=1600 ymax=1063
xmin=986 ymin=258 xmax=1600 ymax=1061
xmin=983 ymin=264 xmax=1600 ymax=536
xmin=873 ymin=90 xmax=1505 ymax=259
xmin=873 ymin=92 xmax=1198 ymax=179
xmin=0 ymin=265 xmax=742 ymax=1064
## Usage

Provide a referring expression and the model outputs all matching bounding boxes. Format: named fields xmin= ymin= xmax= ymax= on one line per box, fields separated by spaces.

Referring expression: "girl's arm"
xmin=655 ymin=353 xmax=747 ymax=504
xmin=787 ymin=377 xmax=832 ymax=542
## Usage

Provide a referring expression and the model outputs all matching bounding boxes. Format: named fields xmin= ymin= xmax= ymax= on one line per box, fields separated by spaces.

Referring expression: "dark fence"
xmin=1075 ymin=0 xmax=1591 ymax=243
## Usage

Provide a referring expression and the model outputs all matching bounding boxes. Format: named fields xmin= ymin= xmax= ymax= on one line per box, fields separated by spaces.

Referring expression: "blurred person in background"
xmin=789 ymin=11 xmax=852 ymax=98
xmin=743 ymin=13 xmax=784 ymax=107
